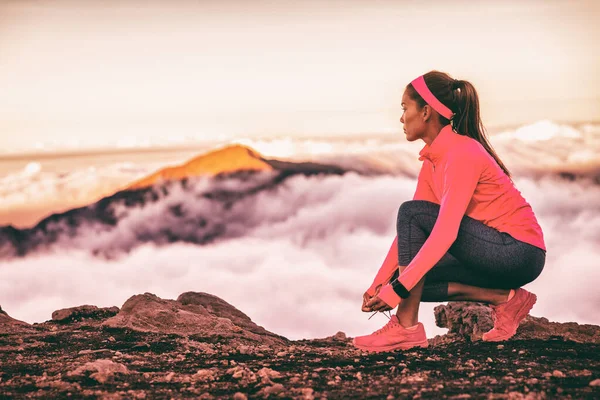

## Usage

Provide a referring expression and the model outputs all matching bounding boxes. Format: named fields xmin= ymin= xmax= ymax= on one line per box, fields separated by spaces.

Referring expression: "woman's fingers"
xmin=366 ymin=297 xmax=382 ymax=309
xmin=362 ymin=291 xmax=374 ymax=312
xmin=363 ymin=291 xmax=394 ymax=313
xmin=366 ymin=296 xmax=393 ymax=312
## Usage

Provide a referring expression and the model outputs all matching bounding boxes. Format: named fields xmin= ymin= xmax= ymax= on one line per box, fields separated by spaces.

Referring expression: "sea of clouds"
xmin=0 ymin=120 xmax=599 ymax=340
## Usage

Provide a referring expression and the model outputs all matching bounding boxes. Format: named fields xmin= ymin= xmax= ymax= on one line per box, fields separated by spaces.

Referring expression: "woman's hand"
xmin=361 ymin=291 xmax=374 ymax=312
xmin=362 ymin=285 xmax=393 ymax=312
xmin=368 ymin=284 xmax=403 ymax=310
xmin=365 ymin=295 xmax=393 ymax=312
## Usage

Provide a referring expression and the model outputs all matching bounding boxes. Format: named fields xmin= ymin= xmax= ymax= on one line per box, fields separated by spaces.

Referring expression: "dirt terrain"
xmin=1 ymin=294 xmax=598 ymax=399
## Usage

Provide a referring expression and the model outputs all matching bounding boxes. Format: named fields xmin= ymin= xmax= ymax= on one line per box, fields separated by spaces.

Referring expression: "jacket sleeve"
xmin=396 ymin=149 xmax=483 ymax=292
xmin=412 ymin=162 xmax=438 ymax=203
xmin=366 ymin=236 xmax=399 ymax=296
xmin=367 ymin=162 xmax=437 ymax=297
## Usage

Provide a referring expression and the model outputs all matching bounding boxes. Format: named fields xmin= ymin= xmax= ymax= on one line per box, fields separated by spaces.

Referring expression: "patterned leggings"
xmin=390 ymin=200 xmax=546 ymax=302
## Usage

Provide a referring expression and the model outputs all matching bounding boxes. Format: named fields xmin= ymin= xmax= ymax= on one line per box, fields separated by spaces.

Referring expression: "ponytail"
xmin=407 ymin=71 xmax=512 ymax=179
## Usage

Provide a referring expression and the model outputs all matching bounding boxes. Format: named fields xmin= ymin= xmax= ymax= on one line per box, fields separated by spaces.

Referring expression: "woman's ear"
xmin=422 ymin=104 xmax=431 ymax=122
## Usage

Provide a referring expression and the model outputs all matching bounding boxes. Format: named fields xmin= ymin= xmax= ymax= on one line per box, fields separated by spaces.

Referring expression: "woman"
xmin=353 ymin=71 xmax=546 ymax=352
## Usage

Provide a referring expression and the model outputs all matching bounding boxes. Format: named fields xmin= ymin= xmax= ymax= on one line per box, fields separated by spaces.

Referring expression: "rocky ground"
xmin=1 ymin=293 xmax=599 ymax=399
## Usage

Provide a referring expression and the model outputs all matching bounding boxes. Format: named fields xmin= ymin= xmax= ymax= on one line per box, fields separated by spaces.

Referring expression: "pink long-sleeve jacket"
xmin=368 ymin=124 xmax=546 ymax=305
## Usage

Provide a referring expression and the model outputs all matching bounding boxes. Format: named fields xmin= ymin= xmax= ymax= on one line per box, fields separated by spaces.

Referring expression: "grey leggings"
xmin=390 ymin=200 xmax=546 ymax=302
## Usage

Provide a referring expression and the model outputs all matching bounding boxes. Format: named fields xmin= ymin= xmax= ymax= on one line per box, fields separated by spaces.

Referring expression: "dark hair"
xmin=406 ymin=70 xmax=512 ymax=179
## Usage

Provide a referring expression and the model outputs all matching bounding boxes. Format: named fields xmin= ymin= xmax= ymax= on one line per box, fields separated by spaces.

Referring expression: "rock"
xmin=193 ymin=369 xmax=216 ymax=382
xmin=227 ymin=366 xmax=257 ymax=386
xmin=434 ymin=302 xmax=600 ymax=343
xmin=590 ymin=379 xmax=600 ymax=386
xmin=299 ymin=388 xmax=314 ymax=400
xmin=164 ymin=372 xmax=175 ymax=382
xmin=428 ymin=333 xmax=461 ymax=347
xmin=552 ymin=370 xmax=565 ymax=378
xmin=238 ymin=345 xmax=251 ymax=354
xmin=331 ymin=331 xmax=347 ymax=341
xmin=0 ymin=305 xmax=34 ymax=334
xmin=449 ymin=394 xmax=471 ymax=399
xmin=102 ymin=292 xmax=288 ymax=346
xmin=67 ymin=359 xmax=129 ymax=383
xmin=77 ymin=349 xmax=112 ymax=356
xmin=52 ymin=305 xmax=119 ymax=323
xmin=177 ymin=292 xmax=283 ymax=339
xmin=233 ymin=393 xmax=248 ymax=400
xmin=257 ymin=383 xmax=285 ymax=397
xmin=257 ymin=367 xmax=281 ymax=385
xmin=513 ymin=316 xmax=600 ymax=343
xmin=35 ymin=379 xmax=82 ymax=392
xmin=434 ymin=302 xmax=494 ymax=341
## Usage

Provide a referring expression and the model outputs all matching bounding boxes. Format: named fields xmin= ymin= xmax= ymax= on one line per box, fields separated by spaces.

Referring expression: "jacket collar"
xmin=418 ymin=124 xmax=455 ymax=164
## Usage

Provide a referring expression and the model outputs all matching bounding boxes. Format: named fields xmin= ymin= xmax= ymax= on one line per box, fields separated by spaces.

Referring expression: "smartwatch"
xmin=391 ymin=280 xmax=411 ymax=299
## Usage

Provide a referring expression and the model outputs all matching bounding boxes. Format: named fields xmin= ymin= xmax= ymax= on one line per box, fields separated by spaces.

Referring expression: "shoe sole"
xmin=352 ymin=340 xmax=429 ymax=353
xmin=483 ymin=292 xmax=537 ymax=342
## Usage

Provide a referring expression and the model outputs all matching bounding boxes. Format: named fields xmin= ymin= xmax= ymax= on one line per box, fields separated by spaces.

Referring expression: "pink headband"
xmin=410 ymin=75 xmax=454 ymax=120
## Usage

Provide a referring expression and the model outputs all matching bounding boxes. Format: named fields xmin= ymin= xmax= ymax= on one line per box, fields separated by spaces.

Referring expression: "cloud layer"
xmin=1 ymin=171 xmax=598 ymax=340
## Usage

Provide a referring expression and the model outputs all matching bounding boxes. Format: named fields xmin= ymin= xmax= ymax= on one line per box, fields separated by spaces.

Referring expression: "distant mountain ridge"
xmin=0 ymin=144 xmax=348 ymax=259
xmin=126 ymin=144 xmax=274 ymax=190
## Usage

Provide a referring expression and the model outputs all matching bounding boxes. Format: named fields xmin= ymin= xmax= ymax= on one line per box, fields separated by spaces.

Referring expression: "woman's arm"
xmin=366 ymin=163 xmax=437 ymax=296
xmin=366 ymin=236 xmax=399 ymax=296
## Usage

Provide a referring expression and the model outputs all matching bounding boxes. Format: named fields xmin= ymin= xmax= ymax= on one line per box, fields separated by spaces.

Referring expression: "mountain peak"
xmin=127 ymin=144 xmax=272 ymax=190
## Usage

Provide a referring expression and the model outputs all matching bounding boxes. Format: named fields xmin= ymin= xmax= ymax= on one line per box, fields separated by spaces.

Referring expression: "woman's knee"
xmin=397 ymin=200 xmax=439 ymax=231
xmin=516 ymin=255 xmax=545 ymax=287
xmin=504 ymin=248 xmax=546 ymax=288
xmin=397 ymin=200 xmax=437 ymax=219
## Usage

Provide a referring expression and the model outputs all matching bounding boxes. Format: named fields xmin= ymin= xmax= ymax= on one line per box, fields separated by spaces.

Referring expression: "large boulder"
xmin=434 ymin=302 xmax=600 ymax=343
xmin=510 ymin=316 xmax=600 ymax=343
xmin=0 ymin=305 xmax=34 ymax=334
xmin=52 ymin=305 xmax=120 ymax=323
xmin=434 ymin=302 xmax=494 ymax=341
xmin=102 ymin=292 xmax=288 ymax=346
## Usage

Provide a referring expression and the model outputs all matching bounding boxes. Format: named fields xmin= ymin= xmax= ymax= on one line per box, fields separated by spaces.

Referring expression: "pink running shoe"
xmin=482 ymin=288 xmax=537 ymax=342
xmin=352 ymin=315 xmax=429 ymax=352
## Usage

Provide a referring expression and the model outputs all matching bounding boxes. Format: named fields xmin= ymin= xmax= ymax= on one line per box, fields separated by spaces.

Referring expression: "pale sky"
xmin=0 ymin=0 xmax=599 ymax=153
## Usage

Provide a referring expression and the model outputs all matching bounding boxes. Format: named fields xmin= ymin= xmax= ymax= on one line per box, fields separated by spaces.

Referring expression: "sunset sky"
xmin=1 ymin=0 xmax=598 ymax=153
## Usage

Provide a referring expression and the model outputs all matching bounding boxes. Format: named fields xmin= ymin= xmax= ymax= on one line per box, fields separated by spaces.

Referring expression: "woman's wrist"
xmin=368 ymin=263 xmax=400 ymax=295
xmin=377 ymin=284 xmax=402 ymax=308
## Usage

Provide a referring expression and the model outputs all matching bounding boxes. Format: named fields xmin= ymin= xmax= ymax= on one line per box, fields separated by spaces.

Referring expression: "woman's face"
xmin=400 ymin=90 xmax=425 ymax=142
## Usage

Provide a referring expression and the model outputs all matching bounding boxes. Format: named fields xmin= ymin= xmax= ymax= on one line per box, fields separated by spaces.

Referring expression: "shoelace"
xmin=367 ymin=309 xmax=393 ymax=321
